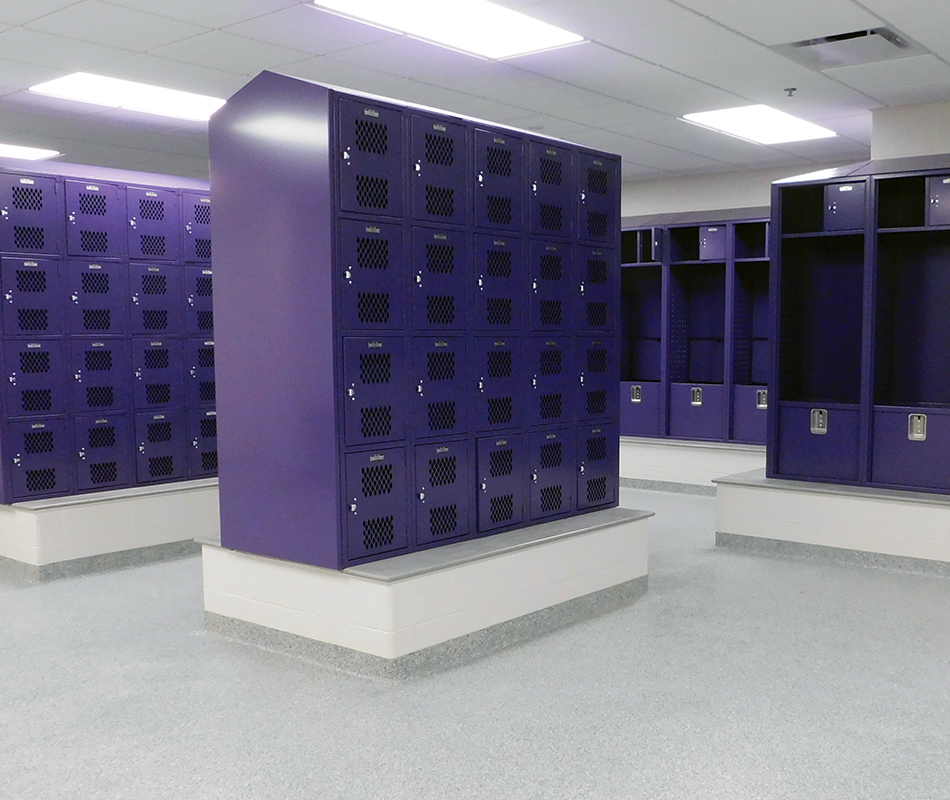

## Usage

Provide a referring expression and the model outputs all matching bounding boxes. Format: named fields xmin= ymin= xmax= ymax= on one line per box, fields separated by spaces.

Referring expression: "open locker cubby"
xmin=620 ymin=264 xmax=662 ymax=436
xmin=732 ymin=260 xmax=769 ymax=443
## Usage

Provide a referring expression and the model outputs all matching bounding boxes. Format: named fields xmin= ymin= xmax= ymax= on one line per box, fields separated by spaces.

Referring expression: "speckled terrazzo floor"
xmin=2 ymin=488 xmax=949 ymax=799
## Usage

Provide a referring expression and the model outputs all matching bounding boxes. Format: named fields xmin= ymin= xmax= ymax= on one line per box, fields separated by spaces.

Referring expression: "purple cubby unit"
xmin=338 ymin=96 xmax=404 ymax=218
xmin=185 ymin=266 xmax=214 ymax=336
xmin=669 ymin=383 xmax=725 ymax=440
xmin=528 ymin=427 xmax=575 ymax=521
xmin=65 ymin=180 xmax=122 ymax=259
xmin=870 ymin=408 xmax=950 ymax=491
xmin=70 ymin=338 xmax=132 ymax=414
xmin=185 ymin=338 xmax=216 ymax=408
xmin=578 ymin=336 xmax=617 ymax=421
xmin=474 ymin=233 xmax=524 ymax=331
xmin=577 ymin=244 xmax=617 ymax=333
xmin=824 ymin=181 xmax=866 ymax=231
xmin=669 ymin=263 xmax=725 ymax=387
xmin=411 ymin=113 xmax=469 ymax=226
xmin=411 ymin=337 xmax=468 ymax=440
xmin=1 ymin=256 xmax=63 ymax=337
xmin=129 ymin=263 xmax=183 ymax=337
xmin=74 ymin=414 xmax=132 ymax=492
xmin=66 ymin=261 xmax=128 ymax=336
xmin=183 ymin=193 xmax=212 ymax=263
xmin=774 ymin=403 xmax=861 ymax=482
xmin=131 ymin=338 xmax=183 ymax=410
xmin=338 ymin=218 xmax=405 ymax=332
xmin=528 ymin=337 xmax=574 ymax=428
xmin=475 ymin=336 xmax=523 ymax=432
xmin=411 ymin=226 xmax=468 ymax=331
xmin=0 ymin=173 xmax=61 ymax=256
xmin=699 ymin=225 xmax=726 ymax=260
xmin=126 ymin=186 xmax=180 ymax=262
xmin=344 ymin=447 xmax=409 ymax=562
xmin=474 ymin=128 xmax=523 ymax=232
xmin=620 ymin=381 xmax=663 ymax=437
xmin=413 ymin=439 xmax=471 ymax=545
xmin=529 ymin=141 xmax=573 ymax=240
xmin=4 ymin=417 xmax=71 ymax=501
xmin=188 ymin=407 xmax=218 ymax=478
xmin=476 ymin=433 xmax=524 ymax=533
xmin=134 ymin=409 xmax=185 ymax=484
xmin=577 ymin=422 xmax=619 ymax=510
xmin=529 ymin=239 xmax=572 ymax=331
xmin=577 ymin=152 xmax=619 ymax=245
xmin=3 ymin=339 xmax=67 ymax=419
xmin=731 ymin=384 xmax=767 ymax=444
xmin=342 ymin=336 xmax=406 ymax=446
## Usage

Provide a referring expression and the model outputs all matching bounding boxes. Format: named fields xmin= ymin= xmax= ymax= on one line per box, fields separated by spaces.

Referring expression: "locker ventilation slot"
xmin=148 ymin=421 xmax=173 ymax=443
xmin=20 ymin=351 xmax=50 ymax=373
xmin=144 ymin=349 xmax=170 ymax=370
xmin=82 ymin=273 xmax=109 ymax=294
xmin=427 ymin=351 xmax=455 ymax=381
xmin=355 ymin=118 xmax=388 ymax=155
xmin=197 ymin=310 xmax=214 ymax=330
xmin=194 ymin=205 xmax=211 ymax=226
xmin=83 ymin=309 xmax=111 ymax=331
xmin=587 ymin=259 xmax=608 ymax=284
xmin=195 ymin=239 xmax=212 ymax=260
xmin=587 ymin=348 xmax=608 ymax=373
xmin=357 ymin=292 xmax=390 ymax=324
xmin=24 ymin=431 xmax=54 ymax=454
xmin=357 ymin=237 xmax=389 ymax=270
xmin=425 ymin=133 xmax=454 ymax=166
xmin=199 ymin=382 xmax=216 ymax=403
xmin=200 ymin=418 xmax=217 ymax=439
xmin=587 ymin=390 xmax=607 ymax=416
xmin=145 ymin=384 xmax=171 ymax=404
xmin=540 ymin=394 xmax=562 ymax=420
xmin=26 ymin=468 xmax=56 ymax=493
xmin=426 ymin=243 xmax=455 ymax=274
xmin=587 ymin=436 xmax=607 ymax=462
xmin=539 ymin=204 xmax=563 ymax=232
xmin=17 ymin=309 xmax=48 ymax=331
xmin=429 ymin=456 xmax=457 ymax=486
xmin=22 ymin=389 xmax=52 ymax=413
xmin=360 ymin=406 xmax=392 ymax=438
xmin=487 ymin=196 xmax=512 ymax=226
xmin=12 ymin=186 xmax=42 ymax=210
xmin=143 ymin=310 xmax=168 ymax=330
xmin=140 ymin=235 xmax=166 ymax=257
xmin=425 ymin=186 xmax=454 ymax=218
xmin=430 ymin=505 xmax=458 ymax=537
xmin=485 ymin=297 xmax=512 ymax=325
xmin=142 ymin=274 xmax=167 ymax=295
xmin=486 ymin=250 xmax=512 ymax=278
xmin=490 ymin=494 xmax=514 ymax=524
xmin=360 ymin=352 xmax=391 ymax=384
xmin=201 ymin=451 xmax=218 ymax=472
xmin=487 ymin=397 xmax=513 ymax=425
xmin=139 ymin=199 xmax=164 ymax=221
xmin=588 ymin=169 xmax=609 ymax=195
xmin=587 ymin=302 xmax=608 ymax=328
xmin=86 ymin=386 xmax=114 ymax=408
xmin=90 ymin=462 xmax=118 ymax=484
xmin=487 ymin=147 xmax=512 ymax=177
xmin=539 ymin=255 xmax=562 ymax=281
xmin=363 ymin=516 xmax=395 ymax=549
xmin=79 ymin=193 xmax=107 ymax=216
xmin=16 ymin=272 xmax=47 ymax=296
xmin=539 ymin=158 xmax=562 ymax=186
xmin=356 ymin=176 xmax=389 ymax=209
xmin=426 ymin=295 xmax=455 ymax=325
xmin=89 ymin=426 xmax=116 ymax=448
xmin=539 ymin=350 xmax=562 ymax=375
xmin=14 ymin=227 xmax=44 ymax=250
xmin=587 ymin=476 xmax=607 ymax=504
xmin=198 ymin=348 xmax=215 ymax=369
xmin=427 ymin=401 xmax=456 ymax=431
xmin=148 ymin=456 xmax=174 ymax=478
xmin=539 ymin=442 xmax=562 ymax=469
xmin=588 ymin=212 xmax=608 ymax=238
xmin=487 ymin=350 xmax=512 ymax=378
xmin=540 ymin=486 xmax=562 ymax=513
xmin=361 ymin=464 xmax=393 ymax=497
xmin=489 ymin=448 xmax=513 ymax=477
xmin=195 ymin=277 xmax=212 ymax=297
xmin=80 ymin=231 xmax=108 ymax=253
xmin=539 ymin=300 xmax=562 ymax=326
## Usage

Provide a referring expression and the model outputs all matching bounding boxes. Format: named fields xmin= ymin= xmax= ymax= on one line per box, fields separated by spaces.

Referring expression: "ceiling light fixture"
xmin=312 ymin=0 xmax=584 ymax=59
xmin=681 ymin=105 xmax=837 ymax=145
xmin=0 ymin=143 xmax=61 ymax=160
xmin=29 ymin=73 xmax=226 ymax=122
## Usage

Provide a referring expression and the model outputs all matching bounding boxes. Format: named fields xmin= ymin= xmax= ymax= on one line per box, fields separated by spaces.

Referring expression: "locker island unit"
xmin=209 ymin=72 xmax=621 ymax=569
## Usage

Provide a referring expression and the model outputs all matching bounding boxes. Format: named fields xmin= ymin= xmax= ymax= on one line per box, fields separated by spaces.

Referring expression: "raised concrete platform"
xmin=715 ymin=469 xmax=950 ymax=574
xmin=203 ymin=507 xmax=651 ymax=665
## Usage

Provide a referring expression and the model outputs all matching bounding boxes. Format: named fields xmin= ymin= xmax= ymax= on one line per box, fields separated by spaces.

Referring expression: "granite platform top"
xmin=12 ymin=478 xmax=219 ymax=511
xmin=620 ymin=436 xmax=765 ymax=453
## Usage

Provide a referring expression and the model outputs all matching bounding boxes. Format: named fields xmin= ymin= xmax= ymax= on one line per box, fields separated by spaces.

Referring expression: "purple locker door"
xmin=412 ymin=337 xmax=468 ymax=440
xmin=1 ymin=257 xmax=63 ymax=336
xmin=342 ymin=337 xmax=406 ymax=447
xmin=127 ymin=187 xmax=180 ymax=262
xmin=775 ymin=404 xmax=861 ymax=482
xmin=75 ymin=414 xmax=132 ymax=491
xmin=577 ymin=245 xmax=617 ymax=333
xmin=414 ymin=439 xmax=472 ymax=545
xmin=183 ymin=193 xmax=212 ymax=263
xmin=6 ymin=418 xmax=71 ymax=500
xmin=410 ymin=114 xmax=469 ymax=225
xmin=870 ymin=408 xmax=950 ymax=490
xmin=824 ymin=181 xmax=866 ymax=231
xmin=67 ymin=261 xmax=129 ymax=336
xmin=529 ymin=337 xmax=574 ymax=427
xmin=132 ymin=339 xmax=184 ymax=410
xmin=731 ymin=384 xmax=767 ymax=443
xmin=669 ymin=383 xmax=725 ymax=439
xmin=577 ymin=152 xmax=619 ymax=245
xmin=135 ymin=409 xmax=186 ymax=484
xmin=699 ymin=226 xmax=727 ymax=260
xmin=619 ymin=381 xmax=663 ymax=437
xmin=70 ymin=339 xmax=132 ymax=414
xmin=577 ymin=422 xmax=619 ymax=509
xmin=578 ymin=337 xmax=618 ymax=421
xmin=185 ymin=266 xmax=214 ymax=336
xmin=188 ymin=408 xmax=218 ymax=477
xmin=473 ymin=234 xmax=524 ymax=331
xmin=130 ymin=263 xmax=183 ymax=336
xmin=475 ymin=337 xmax=523 ymax=432
xmin=474 ymin=128 xmax=523 ymax=232
xmin=338 ymin=218 xmax=405 ymax=332
xmin=186 ymin=339 xmax=216 ymax=408
xmin=529 ymin=141 xmax=573 ymax=240
xmin=65 ymin=180 xmax=122 ymax=259
xmin=529 ymin=428 xmax=575 ymax=520
xmin=476 ymin=433 xmax=524 ymax=533
xmin=411 ymin=227 xmax=469 ymax=331
xmin=338 ymin=96 xmax=404 ymax=218
xmin=344 ymin=448 xmax=408 ymax=562
xmin=3 ymin=339 xmax=67 ymax=419
xmin=529 ymin=239 xmax=572 ymax=331
xmin=0 ymin=173 xmax=61 ymax=256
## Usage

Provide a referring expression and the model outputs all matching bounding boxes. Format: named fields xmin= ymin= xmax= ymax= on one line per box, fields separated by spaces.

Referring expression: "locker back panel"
xmin=577 ymin=422 xmax=618 ymax=509
xmin=188 ymin=408 xmax=218 ymax=477
xmin=0 ymin=173 xmax=61 ymax=256
xmin=411 ymin=114 xmax=469 ymax=225
xmin=129 ymin=263 xmax=183 ymax=336
xmin=411 ymin=337 xmax=468 ymax=439
xmin=1 ymin=257 xmax=63 ymax=336
xmin=183 ymin=193 xmax=212 ymax=263
xmin=185 ymin=266 xmax=214 ymax=336
xmin=127 ymin=186 xmax=180 ymax=261
xmin=475 ymin=337 xmax=523 ymax=432
xmin=344 ymin=448 xmax=408 ymax=561
xmin=65 ymin=180 xmax=122 ymax=259
xmin=529 ymin=141 xmax=573 ymax=240
xmin=338 ymin=218 xmax=405 ymax=331
xmin=7 ymin=418 xmax=71 ymax=500
xmin=338 ymin=97 xmax=404 ymax=218
xmin=414 ymin=439 xmax=472 ymax=545
xmin=529 ymin=239 xmax=572 ymax=331
xmin=75 ymin=414 xmax=132 ymax=491
xmin=528 ymin=337 xmax=574 ymax=427
xmin=3 ymin=339 xmax=67 ymax=418
xmin=70 ymin=339 xmax=132 ymax=414
xmin=577 ymin=152 xmax=619 ymax=244
xmin=476 ymin=434 xmax=524 ymax=533
xmin=135 ymin=409 xmax=186 ymax=483
xmin=66 ymin=261 xmax=129 ymax=336
xmin=529 ymin=427 xmax=575 ymax=520
xmin=186 ymin=338 xmax=216 ymax=408
xmin=474 ymin=234 xmax=524 ymax=331
xmin=474 ymin=128 xmax=523 ymax=232
xmin=411 ymin=226 xmax=469 ymax=331
xmin=342 ymin=336 xmax=406 ymax=446
xmin=132 ymin=339 xmax=184 ymax=410
xmin=577 ymin=245 xmax=617 ymax=333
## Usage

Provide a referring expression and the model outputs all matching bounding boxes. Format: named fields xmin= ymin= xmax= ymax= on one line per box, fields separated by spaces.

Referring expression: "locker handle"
xmin=690 ymin=387 xmax=703 ymax=406
xmin=908 ymin=414 xmax=927 ymax=442
xmin=756 ymin=389 xmax=768 ymax=410
xmin=531 ymin=473 xmax=538 ymax=482
xmin=631 ymin=385 xmax=642 ymax=403
xmin=810 ymin=409 xmax=828 ymax=435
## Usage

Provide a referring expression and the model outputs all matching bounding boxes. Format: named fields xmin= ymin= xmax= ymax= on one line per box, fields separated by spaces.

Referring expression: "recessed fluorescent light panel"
xmin=0 ymin=143 xmax=61 ymax=160
xmin=29 ymin=73 xmax=226 ymax=122
xmin=681 ymin=105 xmax=837 ymax=145
xmin=313 ymin=0 xmax=584 ymax=59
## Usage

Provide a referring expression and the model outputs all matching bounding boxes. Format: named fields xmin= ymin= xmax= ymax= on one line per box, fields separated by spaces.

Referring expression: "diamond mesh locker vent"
xmin=427 ymin=351 xmax=455 ymax=381
xmin=14 ymin=227 xmax=44 ymax=250
xmin=363 ymin=516 xmax=395 ymax=549
xmin=360 ymin=352 xmax=391 ymax=384
xmin=148 ymin=456 xmax=174 ymax=477
xmin=539 ymin=300 xmax=562 ymax=326
xmin=140 ymin=235 xmax=166 ymax=257
xmin=143 ymin=349 xmax=170 ymax=370
xmin=539 ymin=255 xmax=562 ymax=281
xmin=540 ymin=485 xmax=563 ymax=512
xmin=587 ymin=212 xmax=608 ymax=238
xmin=587 ymin=476 xmax=607 ymax=504
xmin=142 ymin=310 xmax=168 ymax=330
xmin=587 ymin=302 xmax=608 ymax=328
xmin=426 ymin=295 xmax=455 ymax=325
xmin=429 ymin=456 xmax=457 ymax=486
xmin=17 ymin=309 xmax=48 ymax=331
xmin=194 ymin=205 xmax=211 ymax=226
xmin=425 ymin=186 xmax=455 ymax=218
xmin=488 ymin=397 xmax=513 ymax=425
xmin=489 ymin=448 xmax=513 ymax=477
xmin=490 ymin=494 xmax=514 ymax=524
xmin=587 ymin=436 xmax=607 ymax=462
xmin=485 ymin=298 xmax=512 ymax=325
xmin=16 ymin=269 xmax=46 ymax=293
xmin=587 ymin=259 xmax=608 ymax=284
xmin=587 ymin=348 xmax=607 ymax=373
xmin=79 ymin=193 xmax=107 ymax=216
xmin=201 ymin=451 xmax=218 ymax=471
xmin=90 ymin=462 xmax=118 ymax=484
xmin=195 ymin=276 xmax=212 ymax=296
xmin=83 ymin=309 xmax=111 ymax=331
xmin=539 ymin=349 xmax=562 ymax=375
xmin=12 ymin=186 xmax=42 ymax=210
xmin=539 ymin=442 xmax=562 ymax=469
xmin=142 ymin=274 xmax=167 ymax=295
xmin=199 ymin=381 xmax=215 ymax=403
xmin=196 ymin=239 xmax=212 ymax=259
xmin=486 ymin=250 xmax=512 ymax=277
xmin=539 ymin=204 xmax=563 ymax=232
xmin=89 ymin=426 xmax=116 ymax=448
xmin=86 ymin=386 xmax=114 ymax=408
xmin=426 ymin=243 xmax=455 ymax=274
xmin=586 ymin=390 xmax=607 ymax=416
xmin=26 ymin=468 xmax=56 ymax=492
xmin=427 ymin=401 xmax=456 ymax=431
xmin=357 ymin=238 xmax=389 ymax=270
xmin=82 ymin=273 xmax=109 ymax=294
xmin=356 ymin=175 xmax=389 ymax=209
xmin=487 ymin=350 xmax=512 ymax=378
xmin=198 ymin=347 xmax=214 ymax=368
xmin=139 ymin=198 xmax=164 ymax=221
xmin=487 ymin=196 xmax=512 ymax=226
xmin=540 ymin=393 xmax=562 ymax=420
xmin=357 ymin=292 xmax=390 ymax=324
xmin=80 ymin=231 xmax=108 ymax=253
xmin=539 ymin=158 xmax=562 ymax=185
xmin=197 ymin=310 xmax=214 ymax=330
xmin=145 ymin=384 xmax=171 ymax=404
xmin=22 ymin=389 xmax=51 ymax=412
xmin=20 ymin=351 xmax=50 ymax=373
xmin=487 ymin=147 xmax=512 ymax=177
xmin=361 ymin=464 xmax=393 ymax=497
xmin=425 ymin=133 xmax=454 ymax=166
xmin=355 ymin=118 xmax=388 ymax=155
xmin=430 ymin=505 xmax=458 ymax=537
xmin=588 ymin=168 xmax=608 ymax=194
xmin=360 ymin=406 xmax=392 ymax=438
xmin=147 ymin=421 xmax=172 ymax=443
xmin=200 ymin=418 xmax=217 ymax=439
xmin=24 ymin=431 xmax=54 ymax=454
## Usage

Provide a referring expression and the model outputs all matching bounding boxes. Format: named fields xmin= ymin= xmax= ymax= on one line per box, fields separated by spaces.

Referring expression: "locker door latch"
xmin=631 ymin=385 xmax=642 ymax=403
xmin=908 ymin=413 xmax=927 ymax=442
xmin=810 ymin=408 xmax=828 ymax=435
xmin=756 ymin=389 xmax=768 ymax=409
xmin=690 ymin=387 xmax=703 ymax=406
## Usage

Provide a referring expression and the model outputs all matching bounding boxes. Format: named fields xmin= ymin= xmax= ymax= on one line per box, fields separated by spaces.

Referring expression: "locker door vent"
xmin=16 ymin=270 xmax=46 ymax=292
xmin=148 ymin=456 xmax=174 ymax=478
xmin=539 ymin=255 xmax=562 ymax=281
xmin=587 ymin=211 xmax=608 ymax=238
xmin=142 ymin=274 xmax=167 ymax=295
xmin=586 ymin=390 xmax=607 ymax=416
xmin=195 ymin=276 xmax=213 ymax=297
xmin=363 ymin=516 xmax=395 ymax=549
xmin=360 ymin=406 xmax=392 ymax=438
xmin=143 ymin=349 xmax=170 ymax=370
xmin=355 ymin=118 xmax=388 ymax=155
xmin=17 ymin=309 xmax=48 ymax=331
xmin=427 ymin=401 xmax=456 ymax=431
xmin=587 ymin=259 xmax=607 ymax=284
xmin=80 ymin=231 xmax=109 ymax=253
xmin=199 ymin=381 xmax=216 ymax=403
xmin=360 ymin=352 xmax=391 ymax=384
xmin=79 ymin=193 xmax=107 ymax=216
xmin=90 ymin=462 xmax=118 ymax=484
xmin=539 ymin=158 xmax=562 ymax=186
xmin=86 ymin=386 xmax=114 ymax=408
xmin=539 ymin=300 xmax=562 ymax=326
xmin=194 ymin=205 xmax=211 ymax=226
xmin=486 ymin=250 xmax=512 ymax=277
xmin=586 ymin=476 xmax=607 ymax=504
xmin=26 ymin=468 xmax=56 ymax=492
xmin=357 ymin=237 xmax=389 ymax=270
xmin=22 ymin=389 xmax=52 ymax=412
xmin=540 ymin=485 xmax=562 ymax=513
xmin=82 ymin=273 xmax=109 ymax=294
xmin=487 ymin=397 xmax=513 ymax=425
xmin=486 ymin=297 xmax=512 ymax=325
xmin=139 ymin=198 xmax=165 ymax=221
xmin=487 ymin=196 xmax=512 ymax=226
xmin=89 ymin=426 xmax=116 ymax=448
xmin=539 ymin=204 xmax=563 ymax=232
xmin=145 ymin=384 xmax=171 ymax=405
xmin=539 ymin=349 xmax=562 ymax=375
xmin=426 ymin=295 xmax=455 ymax=325
xmin=356 ymin=176 xmax=389 ymax=210
xmin=357 ymin=292 xmax=390 ymax=324
xmin=588 ymin=168 xmax=608 ymax=195
xmin=83 ymin=309 xmax=111 ymax=331
xmin=201 ymin=451 xmax=218 ymax=471
xmin=425 ymin=133 xmax=454 ymax=166
xmin=586 ymin=302 xmax=608 ymax=328
xmin=587 ymin=348 xmax=608 ymax=373
xmin=490 ymin=494 xmax=514 ymax=524
xmin=197 ymin=310 xmax=214 ymax=330
xmin=361 ymin=464 xmax=393 ymax=497
xmin=587 ymin=436 xmax=607 ymax=462
xmin=147 ymin=421 xmax=173 ymax=443
xmin=425 ymin=186 xmax=455 ymax=218
xmin=198 ymin=347 xmax=215 ymax=368
xmin=540 ymin=394 xmax=563 ymax=420
xmin=489 ymin=448 xmax=513 ymax=477
xmin=487 ymin=349 xmax=512 ymax=378
xmin=427 ymin=351 xmax=455 ymax=381
xmin=539 ymin=441 xmax=562 ymax=469
xmin=195 ymin=239 xmax=212 ymax=259
xmin=200 ymin=418 xmax=217 ymax=439
xmin=13 ymin=227 xmax=44 ymax=250
xmin=426 ymin=243 xmax=455 ymax=274
xmin=142 ymin=310 xmax=168 ymax=330
xmin=429 ymin=504 xmax=458 ymax=537
xmin=487 ymin=147 xmax=512 ymax=177
xmin=140 ymin=235 xmax=166 ymax=257
xmin=21 ymin=351 xmax=50 ymax=373
xmin=12 ymin=186 xmax=43 ymax=210
xmin=429 ymin=455 xmax=457 ymax=486
xmin=24 ymin=431 xmax=54 ymax=454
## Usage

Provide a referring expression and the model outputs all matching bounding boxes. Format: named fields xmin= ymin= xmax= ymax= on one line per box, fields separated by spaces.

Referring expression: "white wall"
xmin=872 ymin=101 xmax=950 ymax=160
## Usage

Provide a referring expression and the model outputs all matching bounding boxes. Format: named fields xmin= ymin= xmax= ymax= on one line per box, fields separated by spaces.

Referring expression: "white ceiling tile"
xmin=855 ymin=0 xmax=948 ymax=25
xmin=94 ymin=55 xmax=247 ymax=98
xmin=768 ymin=135 xmax=869 ymax=162
xmin=0 ymin=28 xmax=134 ymax=72
xmin=280 ymin=57 xmax=405 ymax=95
xmin=676 ymin=0 xmax=780 ymax=13
xmin=898 ymin=14 xmax=950 ymax=62
xmin=225 ymin=7 xmax=398 ymax=55
xmin=326 ymin=36 xmax=479 ymax=80
xmin=0 ymin=0 xmax=83 ymax=25
xmin=150 ymin=31 xmax=311 ymax=75
xmin=632 ymin=84 xmax=746 ymax=117
xmin=369 ymin=79 xmax=482 ymax=117
xmin=0 ymin=58 xmax=64 ymax=96
xmin=825 ymin=54 xmax=950 ymax=97
xmin=811 ymin=113 xmax=872 ymax=144
xmin=602 ymin=17 xmax=754 ymax=69
xmin=712 ymin=0 xmax=883 ymax=46
xmin=494 ymin=113 xmax=600 ymax=142
xmin=515 ymin=0 xmax=698 ymax=41
xmin=104 ymin=0 xmax=298 ymax=30
xmin=864 ymin=81 xmax=950 ymax=107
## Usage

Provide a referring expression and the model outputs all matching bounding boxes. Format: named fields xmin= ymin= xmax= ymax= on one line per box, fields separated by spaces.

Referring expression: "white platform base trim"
xmin=715 ymin=469 xmax=950 ymax=565
xmin=621 ymin=437 xmax=765 ymax=491
xmin=203 ymin=508 xmax=651 ymax=660
xmin=0 ymin=478 xmax=219 ymax=568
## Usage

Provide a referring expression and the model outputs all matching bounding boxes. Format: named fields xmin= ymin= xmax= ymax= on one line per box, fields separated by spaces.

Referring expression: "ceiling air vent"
xmin=773 ymin=28 xmax=926 ymax=71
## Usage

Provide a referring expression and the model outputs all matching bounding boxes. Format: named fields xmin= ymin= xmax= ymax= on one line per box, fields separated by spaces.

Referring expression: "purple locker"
xmin=129 ymin=263 xmax=183 ymax=336
xmin=75 ymin=414 xmax=132 ymax=491
xmin=475 ymin=337 xmax=523 ymax=432
xmin=3 ymin=339 xmax=66 ymax=419
xmin=775 ymin=403 xmax=861 ymax=482
xmin=619 ymin=381 xmax=662 ymax=437
xmin=188 ymin=407 xmax=218 ymax=477
xmin=699 ymin=226 xmax=726 ymax=260
xmin=669 ymin=383 xmax=725 ymax=440
xmin=344 ymin=447 xmax=408 ymax=561
xmin=66 ymin=261 xmax=128 ymax=336
xmin=411 ymin=337 xmax=468 ymax=440
xmin=578 ymin=337 xmax=617 ymax=421
xmin=577 ymin=152 xmax=618 ymax=244
xmin=134 ymin=409 xmax=185 ymax=484
xmin=529 ymin=141 xmax=573 ymax=240
xmin=65 ymin=180 xmax=122 ymax=259
xmin=411 ymin=113 xmax=469 ymax=225
xmin=474 ymin=234 xmax=524 ymax=331
xmin=6 ymin=418 xmax=70 ymax=501
xmin=132 ymin=338 xmax=184 ymax=410
xmin=70 ymin=339 xmax=132 ymax=414
xmin=0 ymin=173 xmax=61 ymax=256
xmin=338 ymin=218 xmax=405 ymax=331
xmin=577 ymin=245 xmax=617 ymax=333
xmin=824 ymin=181 xmax=866 ymax=231
xmin=338 ymin=97 xmax=404 ymax=218
xmin=577 ymin=422 xmax=619 ymax=510
xmin=731 ymin=384 xmax=767 ymax=444
xmin=476 ymin=433 xmax=524 ymax=533
xmin=411 ymin=226 xmax=468 ymax=331
xmin=183 ymin=193 xmax=212 ymax=263
xmin=186 ymin=338 xmax=216 ymax=408
xmin=474 ymin=128 xmax=523 ymax=232
xmin=529 ymin=427 xmax=575 ymax=520
xmin=871 ymin=408 xmax=950 ymax=491
xmin=414 ymin=439 xmax=471 ymax=545
xmin=185 ymin=266 xmax=214 ymax=336
xmin=528 ymin=337 xmax=574 ymax=427
xmin=127 ymin=186 xmax=180 ymax=262
xmin=1 ymin=257 xmax=63 ymax=336
xmin=529 ymin=239 xmax=572 ymax=331
xmin=342 ymin=336 xmax=406 ymax=446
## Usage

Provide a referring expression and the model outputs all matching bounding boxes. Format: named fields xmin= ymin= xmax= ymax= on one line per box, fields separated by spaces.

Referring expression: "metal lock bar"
xmin=631 ymin=384 xmax=642 ymax=403
xmin=810 ymin=408 xmax=828 ymax=435
xmin=756 ymin=389 xmax=768 ymax=410
xmin=690 ymin=387 xmax=703 ymax=406
xmin=908 ymin=413 xmax=927 ymax=442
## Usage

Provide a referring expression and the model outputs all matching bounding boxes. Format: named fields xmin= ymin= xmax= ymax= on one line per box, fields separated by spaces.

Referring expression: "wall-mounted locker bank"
xmin=209 ymin=71 xmax=621 ymax=570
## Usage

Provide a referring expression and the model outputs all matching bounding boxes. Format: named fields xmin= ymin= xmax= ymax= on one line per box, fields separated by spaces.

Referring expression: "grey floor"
xmin=2 ymin=488 xmax=949 ymax=799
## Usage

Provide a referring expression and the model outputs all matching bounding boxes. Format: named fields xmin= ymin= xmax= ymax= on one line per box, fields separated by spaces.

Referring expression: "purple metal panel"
xmin=70 ymin=338 xmax=132 ymax=414
xmin=410 ymin=113 xmax=469 ymax=225
xmin=529 ymin=239 xmax=571 ymax=331
xmin=473 ymin=233 xmax=524 ymax=331
xmin=824 ymin=181 xmax=866 ymax=231
xmin=338 ymin=96 xmax=404 ymax=218
xmin=183 ymin=193 xmax=212 ymax=263
xmin=529 ymin=141 xmax=572 ymax=240
xmin=185 ymin=266 xmax=214 ymax=336
xmin=6 ymin=417 xmax=71 ymax=500
xmin=699 ymin=225 xmax=726 ymax=260
xmin=65 ymin=180 xmax=122 ymax=259
xmin=669 ymin=383 xmax=725 ymax=440
xmin=131 ymin=338 xmax=184 ymax=410
xmin=75 ymin=414 xmax=132 ymax=491
xmin=338 ymin=218 xmax=406 ymax=331
xmin=870 ymin=407 xmax=950 ymax=491
xmin=476 ymin=433 xmax=524 ymax=533
xmin=344 ymin=447 xmax=408 ymax=562
xmin=577 ymin=152 xmax=619 ymax=245
xmin=66 ymin=261 xmax=128 ymax=336
xmin=528 ymin=427 xmax=575 ymax=520
xmin=774 ymin=403 xmax=861 ymax=482
xmin=474 ymin=128 xmax=523 ymax=232
xmin=134 ymin=409 xmax=186 ymax=484
xmin=411 ymin=336 xmax=468 ymax=440
xmin=185 ymin=338 xmax=216 ymax=408
xmin=577 ymin=336 xmax=617 ymax=421
xmin=577 ymin=421 xmax=619 ymax=509
xmin=342 ymin=336 xmax=406 ymax=446
xmin=126 ymin=186 xmax=180 ymax=262
xmin=619 ymin=381 xmax=662 ymax=437
xmin=475 ymin=336 xmax=523 ymax=432
xmin=527 ymin=337 xmax=574 ymax=427
xmin=3 ymin=339 xmax=67 ymax=418
xmin=188 ymin=407 xmax=218 ymax=477
xmin=731 ymin=384 xmax=767 ymax=444
xmin=129 ymin=263 xmax=183 ymax=336
xmin=411 ymin=226 xmax=469 ymax=331
xmin=1 ymin=256 xmax=64 ymax=336
xmin=577 ymin=244 xmax=617 ymax=333
xmin=413 ymin=439 xmax=472 ymax=545
xmin=0 ymin=173 xmax=62 ymax=256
